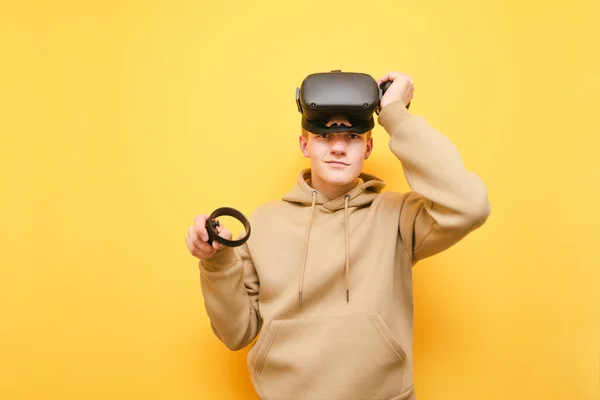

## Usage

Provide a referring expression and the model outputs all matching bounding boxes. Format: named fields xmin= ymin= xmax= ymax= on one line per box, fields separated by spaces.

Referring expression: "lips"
xmin=325 ymin=161 xmax=349 ymax=166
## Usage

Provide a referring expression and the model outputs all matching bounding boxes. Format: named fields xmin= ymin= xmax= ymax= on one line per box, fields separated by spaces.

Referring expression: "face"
xmin=299 ymin=114 xmax=373 ymax=189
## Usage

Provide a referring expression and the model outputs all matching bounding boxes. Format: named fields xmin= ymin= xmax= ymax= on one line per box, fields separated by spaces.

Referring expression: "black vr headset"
xmin=295 ymin=70 xmax=409 ymax=134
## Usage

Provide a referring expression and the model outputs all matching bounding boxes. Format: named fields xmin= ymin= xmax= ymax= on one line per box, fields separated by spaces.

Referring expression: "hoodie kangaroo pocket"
xmin=250 ymin=312 xmax=408 ymax=400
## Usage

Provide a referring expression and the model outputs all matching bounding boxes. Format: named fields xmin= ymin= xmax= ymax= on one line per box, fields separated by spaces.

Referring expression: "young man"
xmin=186 ymin=71 xmax=490 ymax=400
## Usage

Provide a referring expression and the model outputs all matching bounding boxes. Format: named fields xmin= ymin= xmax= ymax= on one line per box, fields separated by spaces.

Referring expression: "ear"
xmin=364 ymin=136 xmax=373 ymax=159
xmin=299 ymin=135 xmax=310 ymax=158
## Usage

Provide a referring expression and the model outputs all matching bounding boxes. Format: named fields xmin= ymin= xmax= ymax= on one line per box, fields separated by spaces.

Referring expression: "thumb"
xmin=212 ymin=224 xmax=232 ymax=250
xmin=216 ymin=223 xmax=232 ymax=240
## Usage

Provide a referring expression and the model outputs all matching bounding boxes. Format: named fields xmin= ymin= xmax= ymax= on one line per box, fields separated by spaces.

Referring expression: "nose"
xmin=330 ymin=135 xmax=347 ymax=155
xmin=325 ymin=114 xmax=352 ymax=128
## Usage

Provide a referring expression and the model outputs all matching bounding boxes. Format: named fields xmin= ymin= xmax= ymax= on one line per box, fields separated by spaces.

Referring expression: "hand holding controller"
xmin=186 ymin=207 xmax=252 ymax=262
xmin=378 ymin=73 xmax=413 ymax=110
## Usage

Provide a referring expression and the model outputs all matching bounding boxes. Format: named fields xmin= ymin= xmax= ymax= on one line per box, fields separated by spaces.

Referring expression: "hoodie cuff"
xmin=377 ymin=100 xmax=413 ymax=134
xmin=200 ymin=246 xmax=237 ymax=272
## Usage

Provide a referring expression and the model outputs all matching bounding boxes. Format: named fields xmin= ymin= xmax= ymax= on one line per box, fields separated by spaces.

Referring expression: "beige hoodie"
xmin=199 ymin=100 xmax=490 ymax=400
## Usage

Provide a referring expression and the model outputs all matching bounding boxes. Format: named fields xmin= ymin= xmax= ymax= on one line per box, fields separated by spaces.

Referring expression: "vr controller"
xmin=205 ymin=207 xmax=251 ymax=247
xmin=296 ymin=70 xmax=410 ymax=134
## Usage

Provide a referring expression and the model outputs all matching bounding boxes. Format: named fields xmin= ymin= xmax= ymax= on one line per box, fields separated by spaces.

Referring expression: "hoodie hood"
xmin=281 ymin=168 xmax=386 ymax=305
xmin=282 ymin=168 xmax=386 ymax=211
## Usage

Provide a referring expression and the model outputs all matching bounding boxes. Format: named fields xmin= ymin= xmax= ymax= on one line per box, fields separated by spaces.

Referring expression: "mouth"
xmin=325 ymin=161 xmax=350 ymax=166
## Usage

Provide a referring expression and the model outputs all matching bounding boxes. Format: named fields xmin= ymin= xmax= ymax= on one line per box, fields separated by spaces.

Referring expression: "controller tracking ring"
xmin=205 ymin=207 xmax=251 ymax=247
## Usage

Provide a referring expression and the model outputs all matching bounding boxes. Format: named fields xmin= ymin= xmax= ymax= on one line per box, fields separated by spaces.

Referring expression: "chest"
xmin=248 ymin=204 xmax=401 ymax=297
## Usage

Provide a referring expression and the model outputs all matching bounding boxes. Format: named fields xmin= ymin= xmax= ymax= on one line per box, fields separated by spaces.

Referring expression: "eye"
xmin=348 ymin=134 xmax=360 ymax=140
xmin=318 ymin=133 xmax=330 ymax=139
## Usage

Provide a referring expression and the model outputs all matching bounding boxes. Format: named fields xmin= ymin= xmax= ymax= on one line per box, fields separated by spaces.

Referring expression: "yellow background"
xmin=1 ymin=0 xmax=598 ymax=399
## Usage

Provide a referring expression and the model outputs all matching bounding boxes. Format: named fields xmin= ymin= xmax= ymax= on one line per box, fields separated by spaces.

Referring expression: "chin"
xmin=316 ymin=165 xmax=362 ymax=186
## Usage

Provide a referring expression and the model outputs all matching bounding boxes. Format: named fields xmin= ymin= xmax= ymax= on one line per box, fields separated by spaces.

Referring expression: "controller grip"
xmin=380 ymin=80 xmax=411 ymax=109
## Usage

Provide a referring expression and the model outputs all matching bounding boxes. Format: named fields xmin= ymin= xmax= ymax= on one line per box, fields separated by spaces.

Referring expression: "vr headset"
xmin=295 ymin=70 xmax=407 ymax=134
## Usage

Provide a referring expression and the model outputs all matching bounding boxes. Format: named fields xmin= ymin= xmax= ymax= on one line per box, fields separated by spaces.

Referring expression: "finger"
xmin=216 ymin=224 xmax=233 ymax=240
xmin=189 ymin=225 xmax=213 ymax=254
xmin=188 ymin=226 xmax=204 ymax=252
xmin=378 ymin=71 xmax=403 ymax=85
xmin=212 ymin=226 xmax=233 ymax=250
xmin=406 ymin=84 xmax=415 ymax=99
xmin=376 ymin=76 xmax=391 ymax=87
xmin=379 ymin=72 xmax=397 ymax=82
xmin=193 ymin=214 xmax=210 ymax=242
xmin=186 ymin=235 xmax=211 ymax=259
xmin=209 ymin=219 xmax=223 ymax=250
xmin=212 ymin=225 xmax=223 ymax=250
xmin=377 ymin=74 xmax=391 ymax=86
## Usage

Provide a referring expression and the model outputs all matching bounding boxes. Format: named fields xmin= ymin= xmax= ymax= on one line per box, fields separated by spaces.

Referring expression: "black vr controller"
xmin=296 ymin=70 xmax=411 ymax=134
xmin=205 ymin=207 xmax=251 ymax=247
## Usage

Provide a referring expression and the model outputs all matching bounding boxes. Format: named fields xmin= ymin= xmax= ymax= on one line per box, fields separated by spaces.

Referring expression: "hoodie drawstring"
xmin=344 ymin=194 xmax=350 ymax=303
xmin=298 ymin=190 xmax=317 ymax=305
xmin=298 ymin=191 xmax=352 ymax=305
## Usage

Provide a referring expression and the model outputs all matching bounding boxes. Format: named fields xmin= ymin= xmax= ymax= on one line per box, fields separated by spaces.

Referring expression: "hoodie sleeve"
xmin=198 ymin=236 xmax=261 ymax=351
xmin=377 ymin=100 xmax=491 ymax=262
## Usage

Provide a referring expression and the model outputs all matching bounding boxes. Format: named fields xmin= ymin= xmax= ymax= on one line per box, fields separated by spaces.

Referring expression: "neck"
xmin=310 ymin=173 xmax=358 ymax=200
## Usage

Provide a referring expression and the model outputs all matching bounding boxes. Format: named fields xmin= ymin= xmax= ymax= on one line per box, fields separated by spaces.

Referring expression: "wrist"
xmin=377 ymin=100 xmax=412 ymax=133
xmin=200 ymin=246 xmax=236 ymax=272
